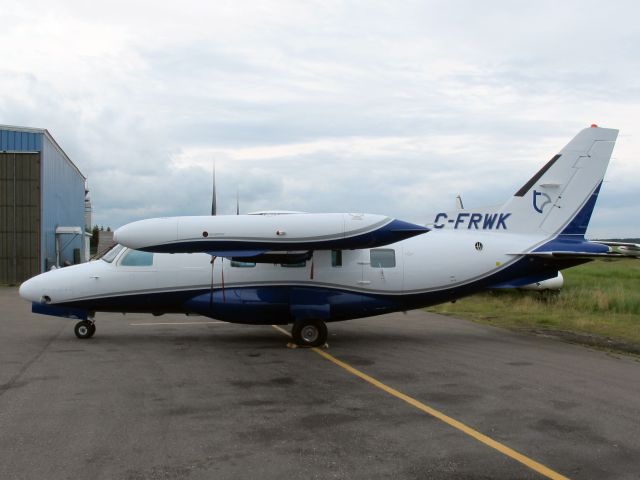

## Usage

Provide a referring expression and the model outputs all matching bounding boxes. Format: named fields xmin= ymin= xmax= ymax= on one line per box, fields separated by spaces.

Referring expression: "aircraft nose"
xmin=19 ymin=276 xmax=43 ymax=303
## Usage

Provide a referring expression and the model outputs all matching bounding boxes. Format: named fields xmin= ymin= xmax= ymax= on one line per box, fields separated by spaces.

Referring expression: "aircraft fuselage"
xmin=19 ymin=228 xmax=562 ymax=325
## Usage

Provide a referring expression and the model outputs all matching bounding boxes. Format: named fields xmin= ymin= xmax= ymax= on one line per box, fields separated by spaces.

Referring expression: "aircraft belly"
xmin=185 ymin=287 xmax=291 ymax=324
xmin=290 ymin=287 xmax=331 ymax=320
xmin=182 ymin=285 xmax=403 ymax=324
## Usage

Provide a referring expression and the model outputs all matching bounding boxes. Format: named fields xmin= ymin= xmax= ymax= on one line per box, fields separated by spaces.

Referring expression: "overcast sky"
xmin=1 ymin=0 xmax=639 ymax=237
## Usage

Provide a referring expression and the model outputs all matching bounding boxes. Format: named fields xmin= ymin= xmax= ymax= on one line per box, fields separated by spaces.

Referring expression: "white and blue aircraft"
xmin=19 ymin=126 xmax=637 ymax=346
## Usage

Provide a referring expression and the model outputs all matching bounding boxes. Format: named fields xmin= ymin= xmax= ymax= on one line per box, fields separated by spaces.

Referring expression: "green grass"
xmin=427 ymin=260 xmax=640 ymax=345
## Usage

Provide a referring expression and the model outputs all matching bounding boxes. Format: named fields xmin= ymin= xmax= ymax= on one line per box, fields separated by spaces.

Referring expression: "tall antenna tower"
xmin=211 ymin=161 xmax=217 ymax=216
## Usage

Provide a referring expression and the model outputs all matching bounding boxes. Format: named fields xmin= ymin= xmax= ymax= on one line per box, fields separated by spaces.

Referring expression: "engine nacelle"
xmin=519 ymin=271 xmax=564 ymax=291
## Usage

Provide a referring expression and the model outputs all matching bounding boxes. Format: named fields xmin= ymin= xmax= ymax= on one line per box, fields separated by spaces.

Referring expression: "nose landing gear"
xmin=291 ymin=319 xmax=328 ymax=347
xmin=74 ymin=320 xmax=96 ymax=339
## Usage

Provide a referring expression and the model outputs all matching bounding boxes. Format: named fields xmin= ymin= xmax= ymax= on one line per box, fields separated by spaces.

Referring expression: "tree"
xmin=90 ymin=225 xmax=100 ymax=253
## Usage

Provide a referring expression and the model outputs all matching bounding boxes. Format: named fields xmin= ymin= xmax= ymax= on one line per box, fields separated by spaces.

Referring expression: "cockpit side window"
xmin=100 ymin=244 xmax=125 ymax=263
xmin=120 ymin=249 xmax=154 ymax=267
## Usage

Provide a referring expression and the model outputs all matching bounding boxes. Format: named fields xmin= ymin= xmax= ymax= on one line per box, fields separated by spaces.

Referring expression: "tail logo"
xmin=533 ymin=190 xmax=552 ymax=214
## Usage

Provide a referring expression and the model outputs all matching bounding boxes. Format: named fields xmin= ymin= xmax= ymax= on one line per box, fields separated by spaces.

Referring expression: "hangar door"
xmin=0 ymin=153 xmax=41 ymax=284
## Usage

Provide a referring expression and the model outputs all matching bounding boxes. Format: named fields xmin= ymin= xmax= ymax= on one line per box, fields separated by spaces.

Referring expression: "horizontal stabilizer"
xmin=519 ymin=238 xmax=640 ymax=260
xmin=521 ymin=251 xmax=630 ymax=260
xmin=593 ymin=241 xmax=640 ymax=257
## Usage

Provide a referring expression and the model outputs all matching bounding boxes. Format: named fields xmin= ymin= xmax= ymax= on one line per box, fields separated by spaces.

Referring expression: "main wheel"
xmin=74 ymin=320 xmax=95 ymax=339
xmin=291 ymin=319 xmax=328 ymax=347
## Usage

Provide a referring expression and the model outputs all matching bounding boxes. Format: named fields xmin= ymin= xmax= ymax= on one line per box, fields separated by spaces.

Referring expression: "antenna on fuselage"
xmin=455 ymin=194 xmax=464 ymax=210
xmin=236 ymin=186 xmax=240 ymax=215
xmin=211 ymin=161 xmax=217 ymax=216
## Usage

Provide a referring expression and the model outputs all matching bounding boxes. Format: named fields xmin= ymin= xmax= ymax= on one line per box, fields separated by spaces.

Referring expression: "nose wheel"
xmin=74 ymin=320 xmax=96 ymax=339
xmin=291 ymin=319 xmax=328 ymax=347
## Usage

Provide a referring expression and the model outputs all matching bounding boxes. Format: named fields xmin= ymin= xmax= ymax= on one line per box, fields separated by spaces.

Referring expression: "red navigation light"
xmin=591 ymin=124 xmax=598 ymax=128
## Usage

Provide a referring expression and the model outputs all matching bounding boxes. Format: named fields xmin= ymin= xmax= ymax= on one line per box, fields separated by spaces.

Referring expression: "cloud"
xmin=0 ymin=0 xmax=638 ymax=237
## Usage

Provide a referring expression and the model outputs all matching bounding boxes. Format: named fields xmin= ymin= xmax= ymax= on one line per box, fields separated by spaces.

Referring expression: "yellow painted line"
xmin=130 ymin=321 xmax=227 ymax=326
xmin=271 ymin=324 xmax=569 ymax=480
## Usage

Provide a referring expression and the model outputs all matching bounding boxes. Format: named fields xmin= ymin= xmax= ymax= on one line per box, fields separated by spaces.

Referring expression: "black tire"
xmin=74 ymin=320 xmax=95 ymax=339
xmin=291 ymin=319 xmax=328 ymax=347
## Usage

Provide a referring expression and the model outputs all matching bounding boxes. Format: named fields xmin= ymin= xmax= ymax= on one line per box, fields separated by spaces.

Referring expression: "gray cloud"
xmin=0 ymin=1 xmax=638 ymax=237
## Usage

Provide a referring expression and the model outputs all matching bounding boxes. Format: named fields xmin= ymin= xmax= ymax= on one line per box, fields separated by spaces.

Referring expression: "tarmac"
xmin=1 ymin=286 xmax=640 ymax=479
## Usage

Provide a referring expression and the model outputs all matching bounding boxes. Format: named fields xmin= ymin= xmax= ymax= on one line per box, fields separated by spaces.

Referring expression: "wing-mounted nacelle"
xmin=213 ymin=250 xmax=313 ymax=264
xmin=113 ymin=213 xmax=428 ymax=254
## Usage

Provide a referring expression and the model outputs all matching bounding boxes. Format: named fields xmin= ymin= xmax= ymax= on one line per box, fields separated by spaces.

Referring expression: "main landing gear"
xmin=291 ymin=319 xmax=328 ymax=348
xmin=74 ymin=320 xmax=96 ymax=339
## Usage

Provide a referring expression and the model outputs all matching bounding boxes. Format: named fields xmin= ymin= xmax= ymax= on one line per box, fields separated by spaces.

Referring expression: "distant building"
xmin=0 ymin=125 xmax=90 ymax=284
xmin=96 ymin=230 xmax=115 ymax=256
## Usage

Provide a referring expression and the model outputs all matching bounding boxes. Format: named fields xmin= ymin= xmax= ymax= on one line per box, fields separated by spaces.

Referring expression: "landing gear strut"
xmin=74 ymin=320 xmax=96 ymax=339
xmin=291 ymin=319 xmax=328 ymax=348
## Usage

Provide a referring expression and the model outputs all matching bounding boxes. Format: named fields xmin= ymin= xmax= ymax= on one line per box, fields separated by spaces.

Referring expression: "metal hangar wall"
xmin=0 ymin=125 xmax=88 ymax=284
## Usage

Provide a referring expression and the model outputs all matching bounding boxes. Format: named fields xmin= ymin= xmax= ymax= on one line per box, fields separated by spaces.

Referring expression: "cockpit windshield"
xmin=98 ymin=244 xmax=125 ymax=263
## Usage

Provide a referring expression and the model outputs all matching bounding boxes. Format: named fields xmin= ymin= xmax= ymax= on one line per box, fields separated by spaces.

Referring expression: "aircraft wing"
xmin=114 ymin=213 xmax=428 ymax=254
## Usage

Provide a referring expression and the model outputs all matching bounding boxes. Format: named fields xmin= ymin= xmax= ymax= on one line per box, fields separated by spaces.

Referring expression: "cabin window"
xmin=120 ymin=249 xmax=154 ymax=267
xmin=331 ymin=250 xmax=342 ymax=267
xmin=230 ymin=260 xmax=256 ymax=268
xmin=370 ymin=249 xmax=396 ymax=268
xmin=281 ymin=261 xmax=306 ymax=268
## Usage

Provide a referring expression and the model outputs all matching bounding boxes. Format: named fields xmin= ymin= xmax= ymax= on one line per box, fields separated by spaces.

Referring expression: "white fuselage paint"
xmin=19 ymin=228 xmax=546 ymax=307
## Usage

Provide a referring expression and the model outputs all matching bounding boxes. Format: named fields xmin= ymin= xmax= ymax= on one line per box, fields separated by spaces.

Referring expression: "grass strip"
xmin=427 ymin=259 xmax=640 ymax=349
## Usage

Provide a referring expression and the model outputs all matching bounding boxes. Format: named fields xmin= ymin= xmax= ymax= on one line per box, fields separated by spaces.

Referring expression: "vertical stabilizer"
xmin=500 ymin=126 xmax=618 ymax=237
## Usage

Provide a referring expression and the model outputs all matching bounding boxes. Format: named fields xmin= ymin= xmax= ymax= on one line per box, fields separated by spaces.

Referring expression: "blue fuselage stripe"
xmin=50 ymin=255 xmax=569 ymax=324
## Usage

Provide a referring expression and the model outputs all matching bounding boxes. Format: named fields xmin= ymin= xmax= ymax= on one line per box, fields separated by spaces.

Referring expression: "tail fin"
xmin=500 ymin=126 xmax=618 ymax=237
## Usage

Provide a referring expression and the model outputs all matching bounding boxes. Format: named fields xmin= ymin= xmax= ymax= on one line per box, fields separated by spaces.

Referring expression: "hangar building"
xmin=0 ymin=125 xmax=90 ymax=285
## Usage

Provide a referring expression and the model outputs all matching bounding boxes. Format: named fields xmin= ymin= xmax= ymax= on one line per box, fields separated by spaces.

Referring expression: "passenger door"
xmin=361 ymin=246 xmax=403 ymax=293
